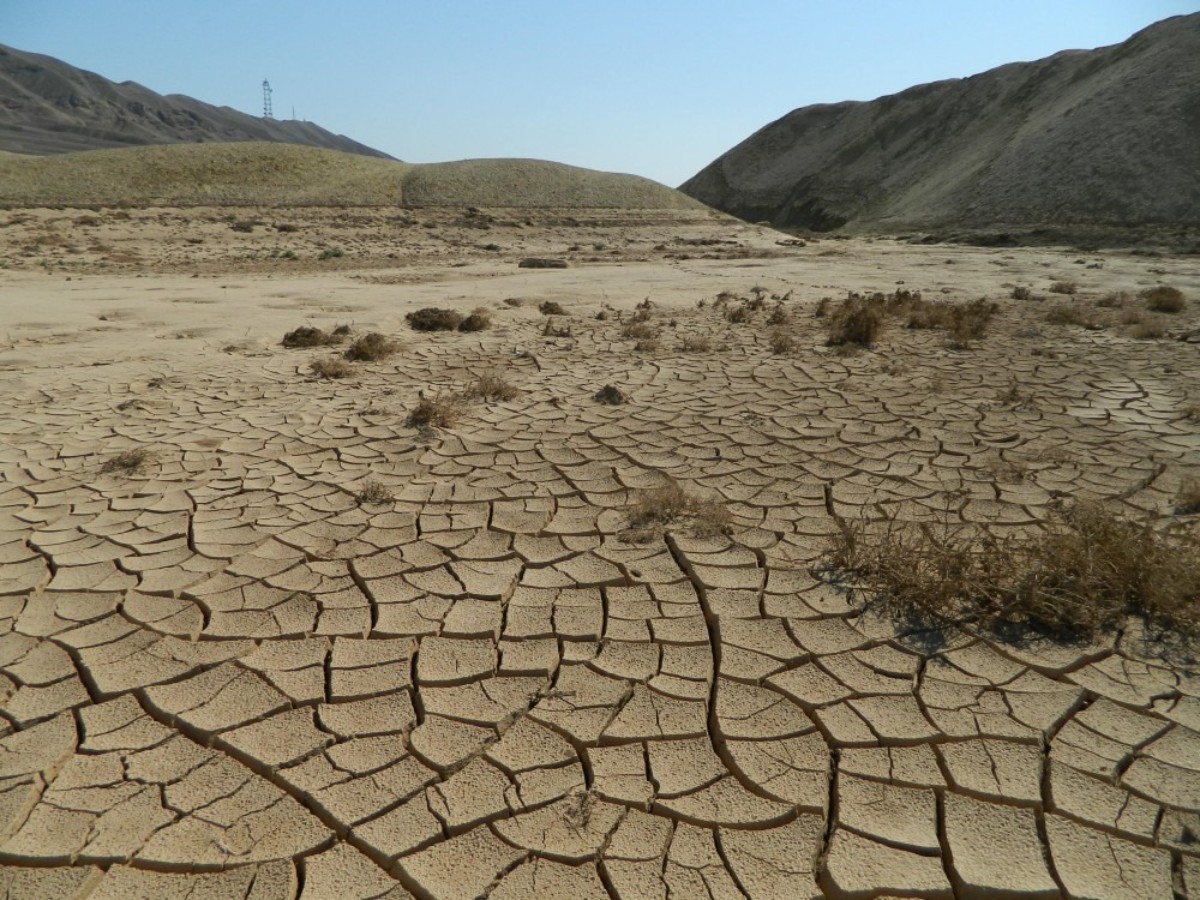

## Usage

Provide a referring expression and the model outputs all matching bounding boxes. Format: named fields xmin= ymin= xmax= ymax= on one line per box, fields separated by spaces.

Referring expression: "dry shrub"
xmin=906 ymin=298 xmax=997 ymax=348
xmin=622 ymin=322 xmax=657 ymax=341
xmin=595 ymin=384 xmax=625 ymax=405
xmin=1095 ymin=291 xmax=1130 ymax=309
xmin=101 ymin=447 xmax=152 ymax=474
xmin=726 ymin=306 xmax=751 ymax=324
xmin=624 ymin=479 xmax=733 ymax=540
xmin=679 ymin=336 xmax=712 ymax=352
xmin=344 ymin=332 xmax=398 ymax=361
xmin=1176 ymin=477 xmax=1200 ymax=515
xmin=407 ymin=393 xmax=464 ymax=428
xmin=503 ymin=297 xmax=524 ymax=308
xmin=1049 ymin=281 xmax=1078 ymax=295
xmin=769 ymin=329 xmax=796 ymax=354
xmin=458 ymin=308 xmax=493 ymax=332
xmin=465 ymin=372 xmax=519 ymax=402
xmin=825 ymin=504 xmax=1200 ymax=637
xmin=406 ymin=308 xmax=464 ymax=331
xmin=538 ymin=300 xmax=565 ymax=315
xmin=357 ymin=479 xmax=394 ymax=506
xmin=310 ymin=357 xmax=352 ymax=379
xmin=1011 ymin=286 xmax=1033 ymax=301
xmin=282 ymin=326 xmax=341 ymax=348
xmin=1141 ymin=285 xmax=1186 ymax=313
xmin=1044 ymin=304 xmax=1095 ymax=328
xmin=1132 ymin=320 xmax=1166 ymax=340
xmin=634 ymin=338 xmax=659 ymax=352
xmin=826 ymin=297 xmax=883 ymax=348
xmin=767 ymin=303 xmax=790 ymax=326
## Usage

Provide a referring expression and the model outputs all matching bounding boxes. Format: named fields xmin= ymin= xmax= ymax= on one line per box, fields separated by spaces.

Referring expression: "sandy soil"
xmin=1 ymin=208 xmax=1198 ymax=898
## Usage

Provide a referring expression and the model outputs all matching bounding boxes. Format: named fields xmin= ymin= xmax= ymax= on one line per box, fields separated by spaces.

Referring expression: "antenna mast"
xmin=262 ymin=79 xmax=273 ymax=119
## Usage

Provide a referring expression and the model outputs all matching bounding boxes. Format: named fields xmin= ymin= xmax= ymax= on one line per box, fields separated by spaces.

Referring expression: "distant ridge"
xmin=0 ymin=44 xmax=391 ymax=158
xmin=681 ymin=14 xmax=1200 ymax=232
xmin=0 ymin=142 xmax=706 ymax=210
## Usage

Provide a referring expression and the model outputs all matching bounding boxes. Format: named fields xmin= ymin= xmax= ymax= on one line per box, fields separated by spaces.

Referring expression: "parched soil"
xmin=0 ymin=208 xmax=1197 ymax=898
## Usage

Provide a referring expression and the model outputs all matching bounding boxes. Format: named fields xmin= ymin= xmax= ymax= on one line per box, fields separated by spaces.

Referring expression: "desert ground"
xmin=1 ymin=206 xmax=1198 ymax=899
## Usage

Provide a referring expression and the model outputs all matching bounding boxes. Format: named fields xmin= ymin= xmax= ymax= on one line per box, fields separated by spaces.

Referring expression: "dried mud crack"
xmin=0 ymin=213 xmax=1198 ymax=898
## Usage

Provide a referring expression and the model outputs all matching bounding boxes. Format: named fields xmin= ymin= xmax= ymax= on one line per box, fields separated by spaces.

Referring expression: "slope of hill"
xmin=681 ymin=14 xmax=1200 ymax=232
xmin=0 ymin=44 xmax=390 ymax=158
xmin=0 ymin=142 xmax=706 ymax=209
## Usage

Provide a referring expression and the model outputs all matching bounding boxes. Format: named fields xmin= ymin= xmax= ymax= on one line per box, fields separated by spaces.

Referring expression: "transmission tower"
xmin=262 ymin=79 xmax=273 ymax=119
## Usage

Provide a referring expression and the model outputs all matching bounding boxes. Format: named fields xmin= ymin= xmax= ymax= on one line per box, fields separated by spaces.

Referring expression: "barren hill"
xmin=681 ymin=14 xmax=1200 ymax=232
xmin=0 ymin=142 xmax=705 ymax=209
xmin=0 ymin=43 xmax=390 ymax=158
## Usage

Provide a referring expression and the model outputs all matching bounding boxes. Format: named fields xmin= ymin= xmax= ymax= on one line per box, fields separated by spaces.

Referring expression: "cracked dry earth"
xmin=1 ymin=223 xmax=1199 ymax=899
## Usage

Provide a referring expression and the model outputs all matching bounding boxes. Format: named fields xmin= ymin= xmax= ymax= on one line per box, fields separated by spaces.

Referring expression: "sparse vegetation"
xmin=824 ymin=503 xmax=1200 ymax=637
xmin=465 ymin=372 xmax=519 ymax=402
xmin=282 ymin=325 xmax=342 ymax=348
xmin=458 ymin=308 xmax=493 ymax=332
xmin=1141 ymin=285 xmax=1185 ymax=313
xmin=101 ymin=447 xmax=152 ymax=474
xmin=1176 ymin=477 xmax=1200 ymax=515
xmin=1049 ymin=281 xmax=1078 ymax=295
xmin=310 ymin=357 xmax=352 ymax=379
xmin=1011 ymin=286 xmax=1033 ymax=301
xmin=344 ymin=332 xmax=398 ymax=362
xmin=318 ymin=247 xmax=344 ymax=260
xmin=407 ymin=308 xmax=464 ymax=331
xmin=1044 ymin=304 xmax=1096 ymax=328
xmin=356 ymin=479 xmax=394 ymax=506
xmin=594 ymin=384 xmax=626 ymax=405
xmin=679 ymin=336 xmax=712 ymax=352
xmin=538 ymin=301 xmax=565 ymax=315
xmin=624 ymin=479 xmax=733 ymax=540
xmin=621 ymin=321 xmax=657 ymax=341
xmin=634 ymin=337 xmax=659 ymax=352
xmin=769 ymin=329 xmax=796 ymax=354
xmin=826 ymin=296 xmax=883 ymax=348
xmin=407 ymin=393 xmax=464 ymax=428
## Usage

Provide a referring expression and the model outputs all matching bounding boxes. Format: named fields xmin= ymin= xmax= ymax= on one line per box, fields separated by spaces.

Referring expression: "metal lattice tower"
xmin=262 ymin=79 xmax=273 ymax=119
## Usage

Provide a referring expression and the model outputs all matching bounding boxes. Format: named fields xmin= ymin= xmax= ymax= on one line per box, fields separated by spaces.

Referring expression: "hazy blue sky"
xmin=3 ymin=1 xmax=1195 ymax=185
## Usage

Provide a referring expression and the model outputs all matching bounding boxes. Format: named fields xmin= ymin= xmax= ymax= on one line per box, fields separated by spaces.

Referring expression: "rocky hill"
xmin=0 ymin=43 xmax=389 ymax=158
xmin=681 ymin=14 xmax=1200 ymax=232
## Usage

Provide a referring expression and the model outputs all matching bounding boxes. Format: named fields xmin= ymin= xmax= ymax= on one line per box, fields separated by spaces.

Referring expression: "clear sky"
xmin=2 ymin=1 xmax=1195 ymax=186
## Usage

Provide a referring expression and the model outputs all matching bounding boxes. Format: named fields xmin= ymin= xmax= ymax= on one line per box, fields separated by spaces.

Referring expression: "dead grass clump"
xmin=769 ymin=329 xmax=796 ymax=354
xmin=825 ymin=504 xmax=1200 ymax=637
xmin=407 ymin=393 xmax=465 ymax=428
xmin=679 ymin=336 xmax=712 ymax=352
xmin=826 ymin=297 xmax=883 ymax=348
xmin=357 ymin=479 xmax=394 ymax=506
xmin=634 ymin=338 xmax=659 ymax=352
xmin=311 ymin=357 xmax=353 ymax=379
xmin=625 ymin=479 xmax=733 ymax=540
xmin=465 ymin=372 xmax=519 ymax=402
xmin=622 ymin=322 xmax=657 ymax=341
xmin=458 ymin=308 xmax=493 ymax=332
xmin=1141 ymin=285 xmax=1186 ymax=313
xmin=595 ymin=384 xmax=626 ymax=405
xmin=344 ymin=332 xmax=398 ymax=362
xmin=1011 ymin=286 xmax=1033 ymax=301
xmin=1049 ymin=281 xmax=1078 ymax=295
xmin=538 ymin=300 xmax=566 ymax=315
xmin=406 ymin=308 xmax=464 ymax=331
xmin=1132 ymin=320 xmax=1167 ymax=340
xmin=1095 ymin=291 xmax=1130 ymax=309
xmin=282 ymin=326 xmax=341 ymax=348
xmin=1044 ymin=304 xmax=1095 ymax=328
xmin=101 ymin=447 xmax=152 ymax=474
xmin=726 ymin=306 xmax=751 ymax=324
xmin=1175 ymin=477 xmax=1200 ymax=515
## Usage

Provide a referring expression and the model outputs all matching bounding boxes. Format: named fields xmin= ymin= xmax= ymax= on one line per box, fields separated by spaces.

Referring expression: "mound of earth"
xmin=0 ymin=142 xmax=705 ymax=209
xmin=0 ymin=43 xmax=390 ymax=158
xmin=681 ymin=14 xmax=1200 ymax=232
